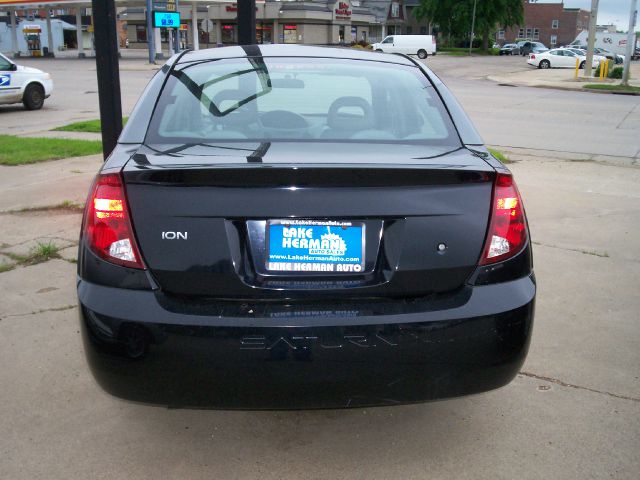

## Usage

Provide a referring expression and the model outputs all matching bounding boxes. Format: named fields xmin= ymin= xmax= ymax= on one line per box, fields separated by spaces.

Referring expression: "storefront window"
xmin=221 ymin=24 xmax=235 ymax=44
xmin=351 ymin=26 xmax=357 ymax=42
xmin=283 ymin=25 xmax=297 ymax=44
xmin=136 ymin=25 xmax=146 ymax=43
xmin=257 ymin=22 xmax=273 ymax=44
xmin=200 ymin=29 xmax=211 ymax=47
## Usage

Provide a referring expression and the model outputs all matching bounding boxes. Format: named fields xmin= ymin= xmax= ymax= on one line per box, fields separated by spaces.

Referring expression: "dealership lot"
xmin=0 ymin=54 xmax=638 ymax=479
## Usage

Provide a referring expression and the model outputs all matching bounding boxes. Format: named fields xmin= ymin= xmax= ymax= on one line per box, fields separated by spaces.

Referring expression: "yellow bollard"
xmin=575 ymin=57 xmax=580 ymax=78
xmin=604 ymin=59 xmax=610 ymax=78
xmin=599 ymin=60 xmax=605 ymax=79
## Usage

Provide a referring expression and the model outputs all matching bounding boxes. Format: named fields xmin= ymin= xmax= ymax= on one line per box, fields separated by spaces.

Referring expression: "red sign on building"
xmin=335 ymin=1 xmax=352 ymax=20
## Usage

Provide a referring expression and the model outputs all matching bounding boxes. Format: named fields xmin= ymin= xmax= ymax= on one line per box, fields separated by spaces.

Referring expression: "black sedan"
xmin=520 ymin=41 xmax=548 ymax=56
xmin=78 ymin=45 xmax=535 ymax=409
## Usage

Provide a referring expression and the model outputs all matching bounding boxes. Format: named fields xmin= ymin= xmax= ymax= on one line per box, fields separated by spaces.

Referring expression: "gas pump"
xmin=23 ymin=25 xmax=43 ymax=57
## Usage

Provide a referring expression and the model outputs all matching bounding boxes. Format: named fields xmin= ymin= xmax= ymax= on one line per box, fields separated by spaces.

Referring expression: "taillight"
xmin=479 ymin=173 xmax=528 ymax=265
xmin=83 ymin=172 xmax=145 ymax=269
xmin=530 ymin=54 xmax=535 ymax=59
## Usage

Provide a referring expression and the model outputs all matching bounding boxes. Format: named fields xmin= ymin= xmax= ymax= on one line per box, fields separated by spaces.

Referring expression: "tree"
xmin=415 ymin=0 xmax=523 ymax=50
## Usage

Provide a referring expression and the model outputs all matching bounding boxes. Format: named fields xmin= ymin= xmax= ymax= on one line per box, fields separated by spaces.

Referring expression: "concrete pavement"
xmin=486 ymin=59 xmax=640 ymax=91
xmin=425 ymin=56 xmax=640 ymax=160
xmin=0 ymin=155 xmax=638 ymax=479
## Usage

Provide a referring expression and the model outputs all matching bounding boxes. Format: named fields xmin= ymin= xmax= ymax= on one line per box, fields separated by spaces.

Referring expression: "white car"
xmin=372 ymin=35 xmax=437 ymax=59
xmin=0 ymin=52 xmax=53 ymax=110
xmin=527 ymin=48 xmax=600 ymax=70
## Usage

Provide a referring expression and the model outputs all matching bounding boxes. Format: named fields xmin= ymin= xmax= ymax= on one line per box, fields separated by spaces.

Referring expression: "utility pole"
xmin=146 ymin=0 xmax=155 ymax=64
xmin=621 ymin=0 xmax=637 ymax=86
xmin=583 ymin=0 xmax=599 ymax=78
xmin=469 ymin=0 xmax=477 ymax=56
xmin=92 ymin=0 xmax=123 ymax=159
xmin=237 ymin=0 xmax=256 ymax=45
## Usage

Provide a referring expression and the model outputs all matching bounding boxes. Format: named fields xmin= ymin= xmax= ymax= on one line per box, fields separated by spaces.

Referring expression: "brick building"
xmin=502 ymin=1 xmax=589 ymax=48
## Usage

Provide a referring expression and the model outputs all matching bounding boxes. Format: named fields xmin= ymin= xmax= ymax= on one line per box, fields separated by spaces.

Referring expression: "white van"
xmin=570 ymin=31 xmax=636 ymax=57
xmin=372 ymin=35 xmax=437 ymax=59
xmin=0 ymin=53 xmax=53 ymax=110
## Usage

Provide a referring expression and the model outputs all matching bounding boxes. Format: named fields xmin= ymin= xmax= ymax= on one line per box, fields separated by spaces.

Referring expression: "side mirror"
xmin=10 ymin=63 xmax=18 ymax=71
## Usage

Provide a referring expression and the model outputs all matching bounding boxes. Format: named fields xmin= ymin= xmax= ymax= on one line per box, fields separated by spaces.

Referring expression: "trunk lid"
xmin=122 ymin=142 xmax=495 ymax=299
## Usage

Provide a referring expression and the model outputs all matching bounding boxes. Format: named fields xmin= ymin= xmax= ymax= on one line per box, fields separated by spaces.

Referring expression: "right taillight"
xmin=530 ymin=54 xmax=536 ymax=59
xmin=82 ymin=172 xmax=145 ymax=269
xmin=479 ymin=173 xmax=528 ymax=265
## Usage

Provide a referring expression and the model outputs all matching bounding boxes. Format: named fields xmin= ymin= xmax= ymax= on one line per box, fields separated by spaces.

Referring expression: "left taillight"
xmin=82 ymin=172 xmax=145 ymax=269
xmin=479 ymin=173 xmax=528 ymax=266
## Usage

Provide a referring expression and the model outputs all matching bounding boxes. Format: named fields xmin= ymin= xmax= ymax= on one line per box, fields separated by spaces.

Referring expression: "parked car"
xmin=563 ymin=46 xmax=624 ymax=64
xmin=0 ymin=52 xmax=53 ymax=110
xmin=520 ymin=41 xmax=548 ymax=56
xmin=499 ymin=43 xmax=521 ymax=55
xmin=596 ymin=47 xmax=625 ymax=64
xmin=565 ymin=48 xmax=607 ymax=64
xmin=527 ymin=48 xmax=599 ymax=69
xmin=78 ymin=45 xmax=535 ymax=410
xmin=372 ymin=35 xmax=437 ymax=59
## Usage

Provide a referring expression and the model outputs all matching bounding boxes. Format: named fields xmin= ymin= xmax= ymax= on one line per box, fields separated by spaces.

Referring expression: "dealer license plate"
xmin=266 ymin=220 xmax=365 ymax=274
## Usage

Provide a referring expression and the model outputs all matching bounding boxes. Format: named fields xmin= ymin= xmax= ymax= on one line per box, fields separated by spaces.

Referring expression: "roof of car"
xmin=176 ymin=45 xmax=417 ymax=67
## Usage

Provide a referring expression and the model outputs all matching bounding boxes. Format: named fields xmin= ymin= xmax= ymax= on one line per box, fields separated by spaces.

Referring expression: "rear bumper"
xmin=78 ymin=275 xmax=535 ymax=409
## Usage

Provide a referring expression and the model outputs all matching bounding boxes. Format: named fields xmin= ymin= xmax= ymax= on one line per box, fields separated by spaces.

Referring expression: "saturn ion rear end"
xmin=77 ymin=45 xmax=534 ymax=409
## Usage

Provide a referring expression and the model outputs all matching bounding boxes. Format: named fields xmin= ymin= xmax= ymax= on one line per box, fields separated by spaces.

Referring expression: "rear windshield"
xmin=145 ymin=57 xmax=460 ymax=146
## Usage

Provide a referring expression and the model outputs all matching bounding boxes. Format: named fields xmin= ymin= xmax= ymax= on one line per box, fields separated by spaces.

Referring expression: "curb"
xmin=489 ymin=77 xmax=640 ymax=95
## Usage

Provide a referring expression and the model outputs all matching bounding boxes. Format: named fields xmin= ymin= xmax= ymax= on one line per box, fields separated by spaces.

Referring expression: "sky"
xmin=537 ymin=0 xmax=639 ymax=32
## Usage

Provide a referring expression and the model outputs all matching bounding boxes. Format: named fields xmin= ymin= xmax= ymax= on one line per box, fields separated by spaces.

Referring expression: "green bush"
xmin=609 ymin=66 xmax=623 ymax=79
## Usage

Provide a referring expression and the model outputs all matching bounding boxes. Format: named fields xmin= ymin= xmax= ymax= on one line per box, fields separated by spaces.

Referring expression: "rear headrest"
xmin=327 ymin=96 xmax=374 ymax=130
xmin=211 ymin=89 xmax=255 ymax=125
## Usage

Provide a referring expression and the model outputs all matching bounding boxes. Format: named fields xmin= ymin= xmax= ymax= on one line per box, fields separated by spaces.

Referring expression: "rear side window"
xmin=146 ymin=57 xmax=460 ymax=146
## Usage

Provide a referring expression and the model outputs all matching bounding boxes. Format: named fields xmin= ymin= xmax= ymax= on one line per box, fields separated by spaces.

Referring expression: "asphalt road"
xmin=426 ymin=55 xmax=640 ymax=160
xmin=0 ymin=51 xmax=638 ymax=480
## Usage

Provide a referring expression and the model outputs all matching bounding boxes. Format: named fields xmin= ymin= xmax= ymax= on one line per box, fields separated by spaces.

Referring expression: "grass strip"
xmin=53 ymin=117 xmax=128 ymax=133
xmin=583 ymin=84 xmax=640 ymax=93
xmin=0 ymin=135 xmax=102 ymax=165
